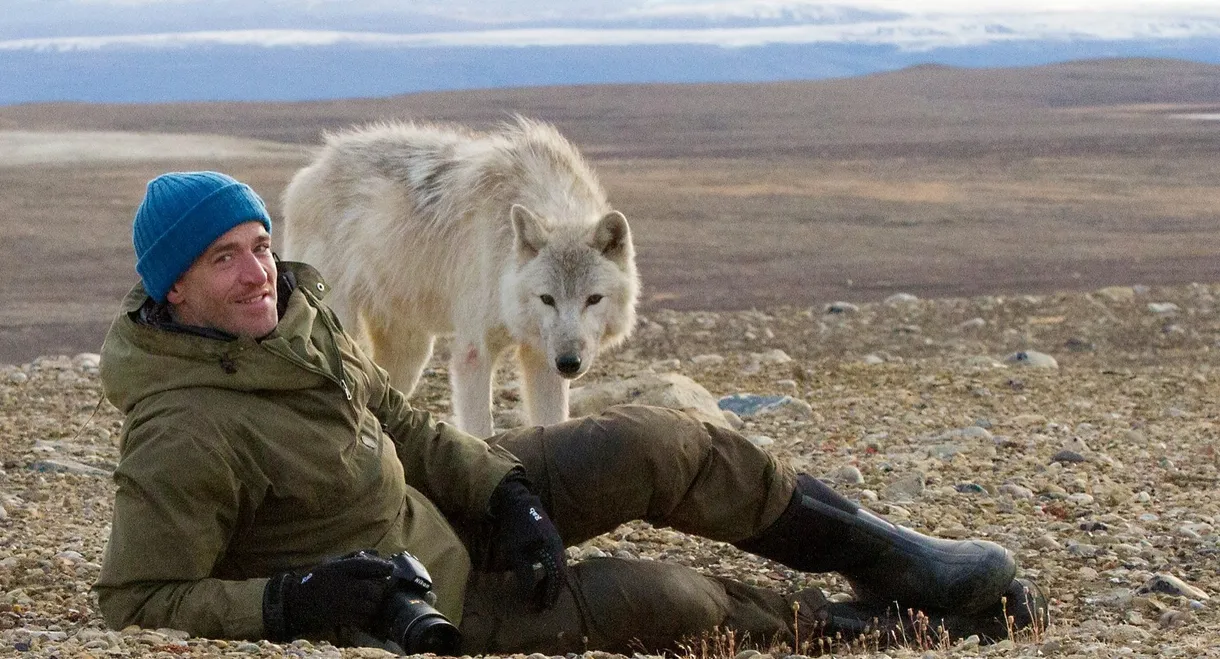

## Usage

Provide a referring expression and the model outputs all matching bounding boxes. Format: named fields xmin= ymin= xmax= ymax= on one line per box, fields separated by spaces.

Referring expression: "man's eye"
xmin=586 ymin=294 xmax=603 ymax=306
xmin=540 ymin=295 xmax=555 ymax=307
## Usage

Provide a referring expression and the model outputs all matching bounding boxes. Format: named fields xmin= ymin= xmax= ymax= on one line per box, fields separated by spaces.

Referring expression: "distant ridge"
xmin=3 ymin=57 xmax=1218 ymax=146
xmin=2 ymin=18 xmax=1219 ymax=105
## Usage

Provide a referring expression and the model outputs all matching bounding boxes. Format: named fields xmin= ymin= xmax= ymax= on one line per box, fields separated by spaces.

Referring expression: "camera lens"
xmin=384 ymin=592 xmax=461 ymax=656
xmin=403 ymin=614 xmax=462 ymax=655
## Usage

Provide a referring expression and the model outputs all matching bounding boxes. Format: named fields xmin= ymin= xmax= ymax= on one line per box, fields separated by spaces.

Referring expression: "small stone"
xmin=1039 ymin=639 xmax=1063 ymax=654
xmin=1010 ymin=413 xmax=1047 ymax=427
xmin=1096 ymin=285 xmax=1136 ymax=302
xmin=1159 ymin=610 xmax=1192 ymax=629
xmin=927 ymin=443 xmax=964 ymax=461
xmin=1051 ymin=450 xmax=1087 ymax=464
xmin=1032 ymin=533 xmax=1062 ymax=550
xmin=825 ymin=302 xmax=859 ymax=314
xmin=1067 ymin=493 xmax=1095 ymax=505
xmin=747 ymin=435 xmax=775 ymax=448
xmin=691 ymin=354 xmax=725 ymax=367
xmin=1064 ymin=337 xmax=1095 ymax=352
xmin=862 ymin=354 xmax=885 ymax=365
xmin=755 ymin=349 xmax=793 ymax=365
xmin=718 ymin=394 xmax=787 ymax=417
xmin=830 ymin=465 xmax=865 ymax=485
xmin=1087 ymin=587 xmax=1133 ymax=607
xmin=999 ymin=483 xmax=1035 ymax=500
xmin=934 ymin=523 xmax=969 ymax=539
xmin=954 ymin=634 xmax=980 ymax=651
xmin=884 ymin=292 xmax=919 ymax=305
xmin=1138 ymin=574 xmax=1210 ymax=600
xmin=6 ymin=371 xmax=27 ymax=384
xmin=650 ymin=358 xmax=682 ymax=372
xmin=1148 ymin=302 xmax=1180 ymax=314
xmin=30 ymin=458 xmax=112 ymax=477
xmin=958 ymin=317 xmax=986 ymax=330
xmin=883 ymin=472 xmax=925 ymax=502
xmin=236 ymin=641 xmax=262 ymax=653
xmin=72 ymin=352 xmax=101 ymax=370
xmin=1006 ymin=350 xmax=1058 ymax=368
xmin=954 ymin=483 xmax=987 ymax=494
xmin=1067 ymin=542 xmax=1099 ymax=558
xmin=756 ymin=396 xmax=814 ymax=420
xmin=350 ymin=649 xmax=395 ymax=659
xmin=721 ymin=409 xmax=745 ymax=430
xmin=54 ymin=550 xmax=85 ymax=563
xmin=1101 ymin=624 xmax=1151 ymax=643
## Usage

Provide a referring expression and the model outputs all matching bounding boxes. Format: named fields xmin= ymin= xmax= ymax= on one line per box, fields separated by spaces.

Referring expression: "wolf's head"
xmin=502 ymin=203 xmax=639 ymax=380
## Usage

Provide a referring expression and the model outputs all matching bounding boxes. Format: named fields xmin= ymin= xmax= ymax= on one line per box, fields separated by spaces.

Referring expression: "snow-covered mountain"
xmin=3 ymin=0 xmax=1220 ymax=104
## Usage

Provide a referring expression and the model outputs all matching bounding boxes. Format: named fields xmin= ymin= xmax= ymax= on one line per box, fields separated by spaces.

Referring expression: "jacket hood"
xmin=100 ymin=261 xmax=342 ymax=413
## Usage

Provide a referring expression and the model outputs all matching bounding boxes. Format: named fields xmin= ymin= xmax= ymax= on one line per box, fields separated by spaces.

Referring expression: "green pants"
xmin=459 ymin=405 xmax=808 ymax=654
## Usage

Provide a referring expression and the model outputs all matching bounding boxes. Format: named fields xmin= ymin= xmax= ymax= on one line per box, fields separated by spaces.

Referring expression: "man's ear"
xmin=166 ymin=283 xmax=186 ymax=306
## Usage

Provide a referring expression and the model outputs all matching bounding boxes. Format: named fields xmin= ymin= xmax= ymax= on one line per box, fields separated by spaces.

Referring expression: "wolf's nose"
xmin=556 ymin=355 xmax=582 ymax=375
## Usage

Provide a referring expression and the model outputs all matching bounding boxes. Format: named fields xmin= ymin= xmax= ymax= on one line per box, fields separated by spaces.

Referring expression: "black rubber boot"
xmin=735 ymin=474 xmax=1016 ymax=614
xmin=821 ymin=578 xmax=1049 ymax=648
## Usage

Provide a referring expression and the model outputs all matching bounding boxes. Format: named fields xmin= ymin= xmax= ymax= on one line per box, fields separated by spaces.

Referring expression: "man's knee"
xmin=589 ymin=404 xmax=715 ymax=471
xmin=573 ymin=558 xmax=730 ymax=651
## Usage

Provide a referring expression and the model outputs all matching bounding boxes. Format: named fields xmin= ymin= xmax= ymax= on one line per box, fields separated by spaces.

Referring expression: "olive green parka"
xmin=94 ymin=262 xmax=519 ymax=639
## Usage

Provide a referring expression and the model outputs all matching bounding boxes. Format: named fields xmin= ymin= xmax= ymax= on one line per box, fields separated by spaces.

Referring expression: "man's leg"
xmin=459 ymin=557 xmax=828 ymax=655
xmin=489 ymin=404 xmax=795 ymax=544
xmin=490 ymin=405 xmax=1018 ymax=615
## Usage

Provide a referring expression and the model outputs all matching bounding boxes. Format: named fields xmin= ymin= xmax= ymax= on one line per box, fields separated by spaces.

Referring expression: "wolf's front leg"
xmin=518 ymin=343 xmax=570 ymax=427
xmin=450 ymin=340 xmax=496 ymax=438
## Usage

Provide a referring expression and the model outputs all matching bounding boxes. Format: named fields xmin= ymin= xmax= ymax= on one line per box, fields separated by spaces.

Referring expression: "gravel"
xmin=3 ymin=281 xmax=1220 ymax=657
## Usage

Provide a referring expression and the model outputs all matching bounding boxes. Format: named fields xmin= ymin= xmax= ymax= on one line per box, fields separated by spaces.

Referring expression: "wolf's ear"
xmin=591 ymin=211 xmax=631 ymax=264
xmin=511 ymin=204 xmax=550 ymax=260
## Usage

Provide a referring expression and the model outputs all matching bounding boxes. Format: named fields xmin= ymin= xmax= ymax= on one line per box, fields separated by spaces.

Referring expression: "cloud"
xmin=3 ymin=7 xmax=1220 ymax=52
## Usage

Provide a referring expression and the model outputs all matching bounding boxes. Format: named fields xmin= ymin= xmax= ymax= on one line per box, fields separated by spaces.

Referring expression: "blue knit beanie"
xmin=133 ymin=171 xmax=272 ymax=303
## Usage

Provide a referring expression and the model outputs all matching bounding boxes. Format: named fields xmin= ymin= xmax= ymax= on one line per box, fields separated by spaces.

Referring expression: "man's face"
xmin=166 ymin=221 xmax=279 ymax=339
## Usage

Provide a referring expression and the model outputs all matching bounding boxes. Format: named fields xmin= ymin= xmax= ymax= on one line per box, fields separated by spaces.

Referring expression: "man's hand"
xmin=262 ymin=550 xmax=393 ymax=641
xmin=488 ymin=472 xmax=567 ymax=610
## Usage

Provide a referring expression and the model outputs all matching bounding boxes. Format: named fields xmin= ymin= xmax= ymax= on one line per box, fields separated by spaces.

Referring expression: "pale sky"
xmin=64 ymin=0 xmax=1220 ymax=14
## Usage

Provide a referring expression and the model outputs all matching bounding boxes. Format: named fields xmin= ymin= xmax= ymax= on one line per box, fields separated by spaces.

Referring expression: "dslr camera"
xmin=377 ymin=551 xmax=461 ymax=655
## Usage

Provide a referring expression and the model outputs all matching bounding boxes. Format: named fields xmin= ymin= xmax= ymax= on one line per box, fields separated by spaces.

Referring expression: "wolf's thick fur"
xmin=282 ymin=117 xmax=639 ymax=437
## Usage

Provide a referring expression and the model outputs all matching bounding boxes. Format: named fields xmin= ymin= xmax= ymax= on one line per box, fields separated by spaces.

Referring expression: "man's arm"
xmin=366 ymin=363 xmax=520 ymax=526
xmin=94 ymin=414 xmax=269 ymax=639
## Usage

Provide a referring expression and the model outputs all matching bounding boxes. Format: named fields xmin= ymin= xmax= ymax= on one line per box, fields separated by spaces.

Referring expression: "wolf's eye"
xmin=586 ymin=294 xmax=603 ymax=306
xmin=540 ymin=294 xmax=556 ymax=307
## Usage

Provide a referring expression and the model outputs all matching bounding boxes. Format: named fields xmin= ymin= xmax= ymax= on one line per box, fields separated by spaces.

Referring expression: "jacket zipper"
xmin=265 ymin=344 xmax=353 ymax=403
xmin=262 ymin=285 xmax=355 ymax=404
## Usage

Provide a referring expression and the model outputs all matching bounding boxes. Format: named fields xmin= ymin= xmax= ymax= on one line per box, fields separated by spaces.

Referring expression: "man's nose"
xmin=237 ymin=253 xmax=271 ymax=284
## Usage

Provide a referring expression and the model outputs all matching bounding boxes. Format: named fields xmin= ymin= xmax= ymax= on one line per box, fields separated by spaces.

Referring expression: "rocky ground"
xmin=3 ymin=282 xmax=1220 ymax=658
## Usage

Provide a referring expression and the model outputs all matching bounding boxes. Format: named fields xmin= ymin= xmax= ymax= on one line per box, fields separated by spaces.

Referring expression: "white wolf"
xmin=281 ymin=117 xmax=639 ymax=437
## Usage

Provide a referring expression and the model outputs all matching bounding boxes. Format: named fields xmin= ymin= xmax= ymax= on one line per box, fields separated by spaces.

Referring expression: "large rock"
xmin=569 ymin=373 xmax=731 ymax=429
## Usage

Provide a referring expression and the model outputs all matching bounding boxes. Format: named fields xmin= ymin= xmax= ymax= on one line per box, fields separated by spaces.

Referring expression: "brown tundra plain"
xmin=2 ymin=57 xmax=1220 ymax=658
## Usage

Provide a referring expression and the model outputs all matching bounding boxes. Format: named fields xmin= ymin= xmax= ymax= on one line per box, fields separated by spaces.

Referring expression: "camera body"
xmin=379 ymin=551 xmax=461 ymax=655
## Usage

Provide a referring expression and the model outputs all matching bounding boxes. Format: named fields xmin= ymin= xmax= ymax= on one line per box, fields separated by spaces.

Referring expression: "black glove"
xmin=488 ymin=471 xmax=567 ymax=610
xmin=262 ymin=550 xmax=393 ymax=641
